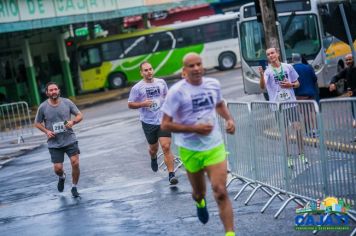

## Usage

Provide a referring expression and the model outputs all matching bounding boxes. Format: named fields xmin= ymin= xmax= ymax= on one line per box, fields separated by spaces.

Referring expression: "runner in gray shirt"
xmin=35 ymin=82 xmax=83 ymax=197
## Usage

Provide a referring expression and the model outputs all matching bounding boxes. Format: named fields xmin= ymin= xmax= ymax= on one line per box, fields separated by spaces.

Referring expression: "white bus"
xmin=76 ymin=12 xmax=240 ymax=92
xmin=238 ymin=0 xmax=356 ymax=98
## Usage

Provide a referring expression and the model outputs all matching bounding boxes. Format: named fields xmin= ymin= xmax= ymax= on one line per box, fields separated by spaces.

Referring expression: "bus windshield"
xmin=240 ymin=14 xmax=321 ymax=64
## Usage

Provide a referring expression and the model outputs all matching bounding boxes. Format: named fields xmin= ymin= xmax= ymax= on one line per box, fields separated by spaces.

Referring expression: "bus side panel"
xmin=200 ymin=39 xmax=240 ymax=68
xmin=154 ymin=44 xmax=204 ymax=77
xmin=80 ymin=62 xmax=112 ymax=91
xmin=110 ymin=44 xmax=204 ymax=83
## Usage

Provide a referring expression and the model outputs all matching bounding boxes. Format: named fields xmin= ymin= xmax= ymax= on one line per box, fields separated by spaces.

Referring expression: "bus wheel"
xmin=109 ymin=73 xmax=126 ymax=89
xmin=218 ymin=52 xmax=236 ymax=70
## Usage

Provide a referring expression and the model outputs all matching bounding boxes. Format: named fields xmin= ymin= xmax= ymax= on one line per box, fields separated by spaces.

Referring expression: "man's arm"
xmin=34 ymin=122 xmax=55 ymax=139
xmin=215 ymin=101 xmax=235 ymax=134
xmin=128 ymin=100 xmax=152 ymax=109
xmin=160 ymin=114 xmax=213 ymax=135
xmin=65 ymin=112 xmax=83 ymax=128
xmin=329 ymin=69 xmax=346 ymax=91
xmin=258 ymin=66 xmax=266 ymax=89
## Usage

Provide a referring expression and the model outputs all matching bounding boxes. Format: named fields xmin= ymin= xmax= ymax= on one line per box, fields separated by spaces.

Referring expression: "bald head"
xmin=183 ymin=52 xmax=201 ymax=66
xmin=182 ymin=52 xmax=204 ymax=85
xmin=345 ymin=54 xmax=354 ymax=67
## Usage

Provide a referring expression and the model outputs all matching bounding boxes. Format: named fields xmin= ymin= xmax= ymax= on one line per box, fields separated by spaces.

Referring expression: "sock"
xmin=151 ymin=154 xmax=157 ymax=160
xmin=59 ymin=173 xmax=66 ymax=179
xmin=225 ymin=232 xmax=235 ymax=236
xmin=196 ymin=198 xmax=206 ymax=208
xmin=169 ymin=172 xmax=175 ymax=178
xmin=72 ymin=184 xmax=77 ymax=188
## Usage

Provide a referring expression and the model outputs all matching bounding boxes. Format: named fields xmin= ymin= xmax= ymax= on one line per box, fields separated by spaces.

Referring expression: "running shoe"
xmin=57 ymin=173 xmax=66 ymax=192
xmin=71 ymin=187 xmax=80 ymax=198
xmin=299 ymin=153 xmax=308 ymax=164
xmin=151 ymin=156 xmax=158 ymax=172
xmin=287 ymin=155 xmax=294 ymax=169
xmin=196 ymin=198 xmax=209 ymax=224
xmin=169 ymin=172 xmax=178 ymax=185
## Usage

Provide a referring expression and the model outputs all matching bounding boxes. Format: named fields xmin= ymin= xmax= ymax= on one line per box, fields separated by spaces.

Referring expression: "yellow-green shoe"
xmin=196 ymin=198 xmax=209 ymax=224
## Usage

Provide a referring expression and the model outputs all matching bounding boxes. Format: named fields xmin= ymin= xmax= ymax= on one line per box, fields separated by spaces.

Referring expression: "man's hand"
xmin=64 ymin=120 xmax=75 ymax=129
xmin=329 ymin=83 xmax=336 ymax=92
xmin=258 ymin=66 xmax=264 ymax=75
xmin=280 ymin=80 xmax=292 ymax=89
xmin=142 ymin=99 xmax=153 ymax=108
xmin=46 ymin=130 xmax=55 ymax=139
xmin=194 ymin=124 xmax=213 ymax=135
xmin=225 ymin=119 xmax=235 ymax=134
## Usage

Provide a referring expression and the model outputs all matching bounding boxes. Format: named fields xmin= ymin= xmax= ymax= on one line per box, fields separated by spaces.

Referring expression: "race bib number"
xmin=53 ymin=122 xmax=66 ymax=134
xmin=277 ymin=89 xmax=292 ymax=101
xmin=149 ymin=99 xmax=161 ymax=111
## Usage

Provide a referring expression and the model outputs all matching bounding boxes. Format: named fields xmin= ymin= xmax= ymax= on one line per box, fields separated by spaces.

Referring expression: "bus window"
xmin=281 ymin=15 xmax=320 ymax=58
xmin=240 ymin=21 xmax=265 ymax=63
xmin=202 ymin=20 xmax=235 ymax=43
xmin=79 ymin=47 xmax=102 ymax=70
xmin=175 ymin=27 xmax=203 ymax=48
xmin=122 ymin=36 xmax=147 ymax=57
xmin=147 ymin=32 xmax=173 ymax=52
xmin=102 ymin=41 xmax=123 ymax=61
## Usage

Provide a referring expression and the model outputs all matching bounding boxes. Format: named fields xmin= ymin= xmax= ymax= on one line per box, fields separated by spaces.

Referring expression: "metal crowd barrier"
xmin=0 ymin=101 xmax=34 ymax=143
xmin=224 ymin=98 xmax=356 ymax=235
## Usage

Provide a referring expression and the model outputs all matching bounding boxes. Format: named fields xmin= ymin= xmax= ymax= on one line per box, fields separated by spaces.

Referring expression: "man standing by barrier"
xmin=161 ymin=53 xmax=236 ymax=236
xmin=292 ymin=53 xmax=319 ymax=137
xmin=128 ymin=62 xmax=178 ymax=185
xmin=259 ymin=47 xmax=306 ymax=168
xmin=35 ymin=82 xmax=83 ymax=197
xmin=329 ymin=54 xmax=356 ymax=138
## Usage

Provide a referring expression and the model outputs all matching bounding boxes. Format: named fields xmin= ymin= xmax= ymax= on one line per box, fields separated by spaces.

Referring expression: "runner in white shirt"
xmin=128 ymin=62 xmax=178 ymax=185
xmin=259 ymin=47 xmax=306 ymax=168
xmin=161 ymin=53 xmax=236 ymax=236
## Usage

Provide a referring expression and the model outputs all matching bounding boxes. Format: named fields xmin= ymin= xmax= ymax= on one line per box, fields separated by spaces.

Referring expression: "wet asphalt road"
xmin=0 ymin=69 xmax=354 ymax=236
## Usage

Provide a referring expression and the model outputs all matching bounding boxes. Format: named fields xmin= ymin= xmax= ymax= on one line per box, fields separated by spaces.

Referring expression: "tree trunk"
xmin=259 ymin=0 xmax=279 ymax=50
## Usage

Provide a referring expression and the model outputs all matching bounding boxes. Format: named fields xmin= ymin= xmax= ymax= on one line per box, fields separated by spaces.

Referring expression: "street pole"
xmin=258 ymin=0 xmax=286 ymax=61
xmin=338 ymin=3 xmax=356 ymax=60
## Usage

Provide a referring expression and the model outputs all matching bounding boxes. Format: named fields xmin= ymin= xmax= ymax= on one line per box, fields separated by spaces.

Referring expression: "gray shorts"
xmin=141 ymin=122 xmax=171 ymax=145
xmin=48 ymin=141 xmax=80 ymax=163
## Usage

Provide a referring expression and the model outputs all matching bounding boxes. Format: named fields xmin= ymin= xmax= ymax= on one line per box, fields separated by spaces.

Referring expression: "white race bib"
xmin=277 ymin=89 xmax=292 ymax=101
xmin=53 ymin=122 xmax=66 ymax=134
xmin=149 ymin=99 xmax=161 ymax=111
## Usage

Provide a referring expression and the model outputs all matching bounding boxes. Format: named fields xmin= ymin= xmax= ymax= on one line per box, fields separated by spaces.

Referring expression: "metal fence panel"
xmin=0 ymin=102 xmax=33 ymax=142
xmin=226 ymin=102 xmax=255 ymax=180
xmin=320 ymin=98 xmax=356 ymax=210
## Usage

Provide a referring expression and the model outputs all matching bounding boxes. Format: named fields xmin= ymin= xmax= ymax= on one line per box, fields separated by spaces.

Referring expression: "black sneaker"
xmin=57 ymin=173 xmax=66 ymax=192
xmin=169 ymin=172 xmax=178 ymax=185
xmin=151 ymin=157 xmax=158 ymax=172
xmin=71 ymin=187 xmax=80 ymax=198
xmin=196 ymin=198 xmax=209 ymax=224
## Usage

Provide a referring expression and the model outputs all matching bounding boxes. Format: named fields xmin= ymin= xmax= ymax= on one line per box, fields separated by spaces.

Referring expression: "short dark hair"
xmin=45 ymin=82 xmax=59 ymax=92
xmin=139 ymin=61 xmax=150 ymax=71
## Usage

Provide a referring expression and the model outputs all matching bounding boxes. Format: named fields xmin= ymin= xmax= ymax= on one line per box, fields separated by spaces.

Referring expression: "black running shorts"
xmin=48 ymin=141 xmax=80 ymax=163
xmin=141 ymin=122 xmax=171 ymax=145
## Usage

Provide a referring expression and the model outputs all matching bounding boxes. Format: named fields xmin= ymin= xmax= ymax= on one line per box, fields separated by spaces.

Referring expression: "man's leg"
xmin=141 ymin=122 xmax=160 ymax=172
xmin=69 ymin=154 xmax=80 ymax=197
xmin=49 ymin=148 xmax=66 ymax=192
xmin=186 ymin=170 xmax=209 ymax=223
xmin=159 ymin=137 xmax=178 ymax=184
xmin=158 ymin=137 xmax=174 ymax=172
xmin=205 ymin=160 xmax=234 ymax=233
xmin=70 ymin=154 xmax=80 ymax=185
xmin=148 ymin=142 xmax=159 ymax=172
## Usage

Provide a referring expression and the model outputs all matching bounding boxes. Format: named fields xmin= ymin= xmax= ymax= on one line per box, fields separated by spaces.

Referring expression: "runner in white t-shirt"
xmin=128 ymin=62 xmax=178 ymax=185
xmin=259 ymin=47 xmax=306 ymax=168
xmin=161 ymin=53 xmax=236 ymax=236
